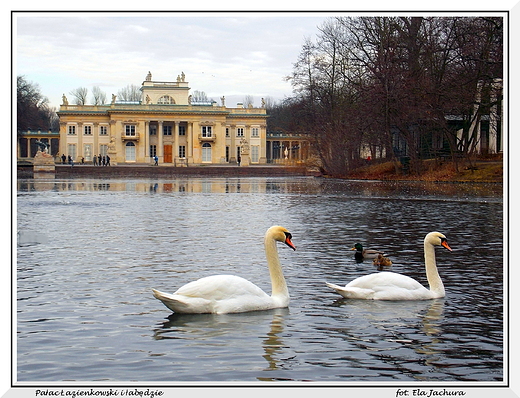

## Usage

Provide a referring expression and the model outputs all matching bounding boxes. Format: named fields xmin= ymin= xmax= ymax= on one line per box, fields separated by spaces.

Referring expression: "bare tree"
xmin=69 ymin=87 xmax=89 ymax=105
xmin=242 ymin=95 xmax=255 ymax=107
xmin=117 ymin=84 xmax=141 ymax=102
xmin=91 ymin=86 xmax=107 ymax=105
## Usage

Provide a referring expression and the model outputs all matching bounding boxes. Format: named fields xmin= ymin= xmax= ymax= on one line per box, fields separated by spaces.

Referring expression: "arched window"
xmin=157 ymin=95 xmax=175 ymax=104
xmin=125 ymin=141 xmax=136 ymax=162
xmin=202 ymin=143 xmax=212 ymax=163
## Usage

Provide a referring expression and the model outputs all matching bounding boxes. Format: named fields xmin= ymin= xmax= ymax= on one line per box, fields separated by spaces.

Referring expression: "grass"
xmin=345 ymin=158 xmax=503 ymax=183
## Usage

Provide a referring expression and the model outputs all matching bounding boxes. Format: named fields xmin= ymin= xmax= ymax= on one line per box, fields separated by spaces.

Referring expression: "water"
xmin=16 ymin=177 xmax=504 ymax=383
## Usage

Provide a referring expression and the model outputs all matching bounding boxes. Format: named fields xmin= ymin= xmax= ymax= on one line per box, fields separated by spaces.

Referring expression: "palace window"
xmin=201 ymin=126 xmax=212 ymax=137
xmin=179 ymin=125 xmax=186 ymax=136
xmin=251 ymin=127 xmax=259 ymax=137
xmin=84 ymin=125 xmax=92 ymax=135
xmin=99 ymin=145 xmax=108 ymax=156
xmin=67 ymin=144 xmax=76 ymax=159
xmin=237 ymin=127 xmax=244 ymax=137
xmin=150 ymin=145 xmax=157 ymax=157
xmin=251 ymin=146 xmax=259 ymax=162
xmin=178 ymin=145 xmax=186 ymax=158
xmin=163 ymin=125 xmax=172 ymax=136
xmin=68 ymin=125 xmax=76 ymax=135
xmin=100 ymin=125 xmax=108 ymax=135
xmin=226 ymin=127 xmax=230 ymax=137
xmin=125 ymin=125 xmax=136 ymax=136
xmin=157 ymin=95 xmax=175 ymax=104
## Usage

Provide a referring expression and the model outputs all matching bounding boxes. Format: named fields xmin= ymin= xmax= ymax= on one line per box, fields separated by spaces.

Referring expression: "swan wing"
xmin=328 ymin=272 xmax=434 ymax=300
xmin=153 ymin=275 xmax=275 ymax=314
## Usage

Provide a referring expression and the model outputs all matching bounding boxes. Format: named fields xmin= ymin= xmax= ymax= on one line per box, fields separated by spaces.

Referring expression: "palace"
xmin=57 ymin=72 xmax=268 ymax=166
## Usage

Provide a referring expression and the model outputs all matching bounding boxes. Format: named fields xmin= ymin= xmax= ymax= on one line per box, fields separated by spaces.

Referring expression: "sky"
xmin=14 ymin=12 xmax=332 ymax=109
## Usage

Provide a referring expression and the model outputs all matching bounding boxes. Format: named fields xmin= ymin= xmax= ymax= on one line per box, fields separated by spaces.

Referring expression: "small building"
xmin=57 ymin=72 xmax=268 ymax=166
xmin=17 ymin=130 xmax=60 ymax=162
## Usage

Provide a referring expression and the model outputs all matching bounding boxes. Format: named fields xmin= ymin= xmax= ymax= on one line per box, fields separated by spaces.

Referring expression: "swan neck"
xmin=265 ymin=235 xmax=289 ymax=299
xmin=424 ymin=240 xmax=445 ymax=296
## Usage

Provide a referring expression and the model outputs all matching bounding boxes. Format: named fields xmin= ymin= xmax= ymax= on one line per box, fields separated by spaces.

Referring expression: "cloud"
xmin=15 ymin=12 xmax=328 ymax=108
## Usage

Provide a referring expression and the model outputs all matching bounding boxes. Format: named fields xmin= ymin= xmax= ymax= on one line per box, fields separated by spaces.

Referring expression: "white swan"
xmin=152 ymin=226 xmax=296 ymax=314
xmin=326 ymin=232 xmax=452 ymax=300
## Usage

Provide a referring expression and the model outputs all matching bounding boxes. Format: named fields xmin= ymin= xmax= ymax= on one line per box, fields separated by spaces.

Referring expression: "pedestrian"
xmin=61 ymin=154 xmax=66 ymax=164
xmin=93 ymin=155 xmax=97 ymax=166
xmin=102 ymin=156 xmax=106 ymax=166
xmin=154 ymin=155 xmax=158 ymax=166
xmin=81 ymin=157 xmax=85 ymax=164
xmin=98 ymin=154 xmax=102 ymax=166
xmin=106 ymin=155 xmax=110 ymax=166
xmin=68 ymin=155 xmax=74 ymax=167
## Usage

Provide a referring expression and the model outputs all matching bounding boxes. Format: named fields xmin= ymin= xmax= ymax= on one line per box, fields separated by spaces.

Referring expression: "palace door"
xmin=164 ymin=145 xmax=172 ymax=163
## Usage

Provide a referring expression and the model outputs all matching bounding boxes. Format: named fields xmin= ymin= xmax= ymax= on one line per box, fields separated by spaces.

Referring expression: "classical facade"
xmin=57 ymin=72 xmax=268 ymax=166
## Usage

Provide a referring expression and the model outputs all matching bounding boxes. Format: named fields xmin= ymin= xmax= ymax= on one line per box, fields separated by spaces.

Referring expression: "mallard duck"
xmin=351 ymin=243 xmax=385 ymax=261
xmin=373 ymin=253 xmax=392 ymax=267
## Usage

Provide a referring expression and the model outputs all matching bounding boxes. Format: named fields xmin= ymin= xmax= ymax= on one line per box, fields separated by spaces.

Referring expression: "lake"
xmin=16 ymin=177 xmax=504 ymax=384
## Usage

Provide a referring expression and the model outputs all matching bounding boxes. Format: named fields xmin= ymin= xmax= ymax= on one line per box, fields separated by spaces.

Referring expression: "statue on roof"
xmin=62 ymin=94 xmax=68 ymax=106
xmin=181 ymin=71 xmax=185 ymax=82
xmin=146 ymin=71 xmax=152 ymax=81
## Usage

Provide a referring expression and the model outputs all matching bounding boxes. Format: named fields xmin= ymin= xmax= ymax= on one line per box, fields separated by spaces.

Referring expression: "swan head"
xmin=425 ymin=232 xmax=452 ymax=251
xmin=267 ymin=226 xmax=296 ymax=251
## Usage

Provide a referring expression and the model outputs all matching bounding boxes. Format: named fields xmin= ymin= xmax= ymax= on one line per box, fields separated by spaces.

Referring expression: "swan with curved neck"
xmin=327 ymin=232 xmax=452 ymax=300
xmin=152 ymin=226 xmax=296 ymax=314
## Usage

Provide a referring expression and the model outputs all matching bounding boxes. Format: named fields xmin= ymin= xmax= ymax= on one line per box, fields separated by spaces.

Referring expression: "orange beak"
xmin=441 ymin=240 xmax=452 ymax=251
xmin=285 ymin=237 xmax=296 ymax=251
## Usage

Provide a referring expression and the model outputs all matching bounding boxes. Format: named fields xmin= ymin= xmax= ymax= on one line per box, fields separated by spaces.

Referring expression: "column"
xmin=158 ymin=121 xmax=164 ymax=162
xmin=187 ymin=122 xmax=193 ymax=163
xmin=173 ymin=121 xmax=178 ymax=165
xmin=144 ymin=121 xmax=149 ymax=163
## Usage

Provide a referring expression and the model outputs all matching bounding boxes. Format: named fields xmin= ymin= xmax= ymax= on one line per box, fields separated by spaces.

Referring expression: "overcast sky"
xmin=14 ymin=12 xmax=333 ymax=109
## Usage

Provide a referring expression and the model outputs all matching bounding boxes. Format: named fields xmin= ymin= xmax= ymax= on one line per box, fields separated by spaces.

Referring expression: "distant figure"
xmin=154 ymin=155 xmax=159 ymax=166
xmin=106 ymin=155 xmax=111 ymax=166
xmin=93 ymin=155 xmax=97 ymax=166
xmin=81 ymin=157 xmax=85 ymax=164
xmin=68 ymin=155 xmax=74 ymax=167
xmin=61 ymin=154 xmax=66 ymax=164
xmin=98 ymin=154 xmax=102 ymax=166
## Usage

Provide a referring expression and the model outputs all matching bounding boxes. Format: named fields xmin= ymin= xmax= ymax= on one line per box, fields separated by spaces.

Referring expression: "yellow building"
xmin=58 ymin=72 xmax=268 ymax=166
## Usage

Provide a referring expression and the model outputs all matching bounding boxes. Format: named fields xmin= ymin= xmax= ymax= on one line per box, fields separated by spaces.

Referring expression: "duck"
xmin=351 ymin=243 xmax=385 ymax=261
xmin=152 ymin=226 xmax=296 ymax=314
xmin=327 ymin=232 xmax=452 ymax=300
xmin=373 ymin=253 xmax=392 ymax=267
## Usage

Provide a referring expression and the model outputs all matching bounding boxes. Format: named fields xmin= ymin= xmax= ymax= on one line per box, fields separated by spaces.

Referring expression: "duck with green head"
xmin=351 ymin=243 xmax=385 ymax=261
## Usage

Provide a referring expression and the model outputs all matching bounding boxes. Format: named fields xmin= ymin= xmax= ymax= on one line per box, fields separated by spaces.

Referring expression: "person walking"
xmin=154 ymin=155 xmax=159 ymax=166
xmin=93 ymin=155 xmax=97 ymax=166
xmin=106 ymin=155 xmax=111 ymax=166
xmin=98 ymin=154 xmax=102 ymax=166
xmin=61 ymin=154 xmax=66 ymax=164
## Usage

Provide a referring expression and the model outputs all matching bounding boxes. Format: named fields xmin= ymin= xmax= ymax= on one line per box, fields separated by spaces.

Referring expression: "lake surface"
xmin=16 ymin=177 xmax=504 ymax=384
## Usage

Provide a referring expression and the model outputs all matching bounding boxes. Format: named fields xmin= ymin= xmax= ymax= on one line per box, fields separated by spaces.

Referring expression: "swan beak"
xmin=441 ymin=241 xmax=452 ymax=251
xmin=285 ymin=237 xmax=296 ymax=251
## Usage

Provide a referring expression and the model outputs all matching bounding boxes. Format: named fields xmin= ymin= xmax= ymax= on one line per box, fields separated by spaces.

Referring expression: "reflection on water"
xmin=16 ymin=177 xmax=504 ymax=383
xmin=17 ymin=177 xmax=502 ymax=200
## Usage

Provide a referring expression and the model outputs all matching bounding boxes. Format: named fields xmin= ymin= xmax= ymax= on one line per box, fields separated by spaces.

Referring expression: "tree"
xmin=191 ymin=90 xmax=211 ymax=103
xmin=69 ymin=87 xmax=89 ymax=105
xmin=91 ymin=86 xmax=107 ymax=105
xmin=117 ymin=84 xmax=141 ymax=102
xmin=242 ymin=95 xmax=254 ymax=107
xmin=17 ymin=75 xmax=58 ymax=132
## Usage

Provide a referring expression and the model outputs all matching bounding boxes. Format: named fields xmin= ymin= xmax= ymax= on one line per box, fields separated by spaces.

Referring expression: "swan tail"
xmin=325 ymin=282 xmax=374 ymax=299
xmin=152 ymin=288 xmax=212 ymax=313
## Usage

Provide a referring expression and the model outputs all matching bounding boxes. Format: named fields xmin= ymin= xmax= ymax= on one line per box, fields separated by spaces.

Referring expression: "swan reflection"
xmin=153 ymin=308 xmax=290 ymax=377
